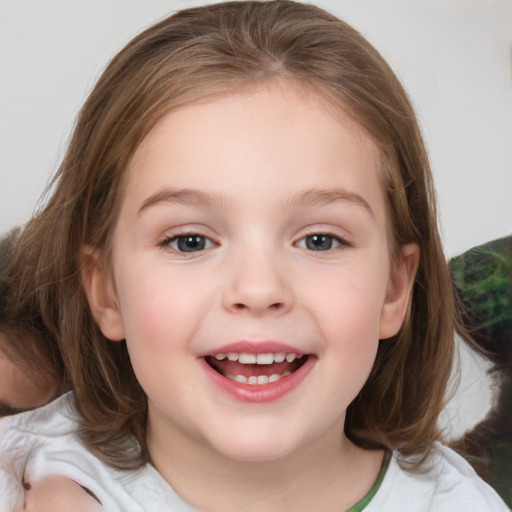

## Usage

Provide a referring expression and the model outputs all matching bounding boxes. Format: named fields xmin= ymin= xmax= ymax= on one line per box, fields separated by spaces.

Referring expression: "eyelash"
xmin=159 ymin=229 xmax=350 ymax=255
xmin=295 ymin=232 xmax=350 ymax=252
xmin=159 ymin=230 xmax=217 ymax=256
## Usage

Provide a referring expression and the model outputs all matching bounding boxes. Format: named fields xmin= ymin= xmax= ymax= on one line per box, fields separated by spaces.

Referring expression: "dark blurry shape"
xmin=450 ymin=235 xmax=512 ymax=507
xmin=0 ymin=228 xmax=66 ymax=416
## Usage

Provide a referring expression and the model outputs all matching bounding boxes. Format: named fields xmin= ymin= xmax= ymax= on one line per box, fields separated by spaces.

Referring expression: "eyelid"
xmin=295 ymin=234 xmax=342 ymax=250
xmin=159 ymin=225 xmax=216 ymax=242
xmin=158 ymin=226 xmax=219 ymax=256
xmin=168 ymin=234 xmax=215 ymax=251
xmin=293 ymin=227 xmax=352 ymax=249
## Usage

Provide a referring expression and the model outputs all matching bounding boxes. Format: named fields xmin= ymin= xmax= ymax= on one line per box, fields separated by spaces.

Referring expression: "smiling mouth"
xmin=205 ymin=352 xmax=309 ymax=385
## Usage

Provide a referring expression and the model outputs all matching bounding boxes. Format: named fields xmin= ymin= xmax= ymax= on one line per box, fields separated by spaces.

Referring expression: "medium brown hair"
xmin=0 ymin=228 xmax=66 ymax=399
xmin=11 ymin=0 xmax=455 ymax=469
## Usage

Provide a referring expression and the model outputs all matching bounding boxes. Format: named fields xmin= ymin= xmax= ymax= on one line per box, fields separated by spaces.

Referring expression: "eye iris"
xmin=177 ymin=235 xmax=206 ymax=252
xmin=306 ymin=234 xmax=333 ymax=251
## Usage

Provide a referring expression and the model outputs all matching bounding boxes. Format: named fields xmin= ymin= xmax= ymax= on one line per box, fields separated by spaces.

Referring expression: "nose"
xmin=222 ymin=248 xmax=294 ymax=316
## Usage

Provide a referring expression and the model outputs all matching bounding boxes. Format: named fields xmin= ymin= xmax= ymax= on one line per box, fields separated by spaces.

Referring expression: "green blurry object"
xmin=451 ymin=235 xmax=512 ymax=361
xmin=450 ymin=235 xmax=512 ymax=508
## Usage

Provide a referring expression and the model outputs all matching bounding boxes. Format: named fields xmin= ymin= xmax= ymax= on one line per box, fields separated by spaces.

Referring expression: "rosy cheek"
xmin=118 ymin=270 xmax=196 ymax=347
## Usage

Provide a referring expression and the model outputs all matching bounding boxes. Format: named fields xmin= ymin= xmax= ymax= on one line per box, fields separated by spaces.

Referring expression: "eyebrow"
xmin=288 ymin=188 xmax=375 ymax=217
xmin=137 ymin=187 xmax=374 ymax=217
xmin=137 ymin=188 xmax=232 ymax=215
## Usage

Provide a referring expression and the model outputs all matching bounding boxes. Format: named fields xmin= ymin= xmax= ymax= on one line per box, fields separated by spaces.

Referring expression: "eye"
xmin=296 ymin=233 xmax=343 ymax=251
xmin=165 ymin=234 xmax=215 ymax=253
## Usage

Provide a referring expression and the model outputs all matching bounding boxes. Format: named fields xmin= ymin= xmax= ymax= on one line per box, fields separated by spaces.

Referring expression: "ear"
xmin=379 ymin=243 xmax=420 ymax=340
xmin=80 ymin=245 xmax=125 ymax=341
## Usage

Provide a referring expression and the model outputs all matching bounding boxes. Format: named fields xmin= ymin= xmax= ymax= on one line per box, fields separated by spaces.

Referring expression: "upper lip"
xmin=198 ymin=341 xmax=309 ymax=358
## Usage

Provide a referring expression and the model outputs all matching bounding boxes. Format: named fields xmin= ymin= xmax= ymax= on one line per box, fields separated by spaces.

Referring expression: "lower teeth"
xmin=226 ymin=372 xmax=291 ymax=385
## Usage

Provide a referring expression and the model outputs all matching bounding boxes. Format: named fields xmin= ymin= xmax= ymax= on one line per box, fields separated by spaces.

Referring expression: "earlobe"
xmin=379 ymin=243 xmax=420 ymax=340
xmin=80 ymin=245 xmax=125 ymax=341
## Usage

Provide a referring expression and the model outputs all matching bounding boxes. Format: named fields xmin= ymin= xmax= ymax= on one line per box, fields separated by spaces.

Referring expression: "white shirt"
xmin=365 ymin=444 xmax=509 ymax=511
xmin=0 ymin=393 xmax=508 ymax=511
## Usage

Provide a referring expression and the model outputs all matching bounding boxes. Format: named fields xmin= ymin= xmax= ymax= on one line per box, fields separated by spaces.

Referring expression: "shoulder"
xmin=380 ymin=444 xmax=509 ymax=511
xmin=429 ymin=444 xmax=508 ymax=509
xmin=0 ymin=395 xmax=76 ymax=510
xmin=23 ymin=475 xmax=103 ymax=512
xmin=0 ymin=394 xmax=181 ymax=510
xmin=0 ymin=394 xmax=106 ymax=511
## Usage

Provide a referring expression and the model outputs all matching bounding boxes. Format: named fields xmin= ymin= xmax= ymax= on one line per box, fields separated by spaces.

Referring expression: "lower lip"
xmin=199 ymin=356 xmax=315 ymax=403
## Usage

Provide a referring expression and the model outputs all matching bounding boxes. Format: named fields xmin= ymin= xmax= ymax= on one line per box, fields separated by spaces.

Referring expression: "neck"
xmin=148 ymin=418 xmax=384 ymax=512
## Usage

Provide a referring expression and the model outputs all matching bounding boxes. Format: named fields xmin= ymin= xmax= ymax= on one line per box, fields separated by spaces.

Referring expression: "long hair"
xmin=10 ymin=0 xmax=455 ymax=469
xmin=1 ymin=228 xmax=66 ymax=401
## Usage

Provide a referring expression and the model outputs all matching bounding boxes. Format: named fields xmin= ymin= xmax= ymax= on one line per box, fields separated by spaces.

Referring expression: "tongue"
xmin=206 ymin=357 xmax=296 ymax=378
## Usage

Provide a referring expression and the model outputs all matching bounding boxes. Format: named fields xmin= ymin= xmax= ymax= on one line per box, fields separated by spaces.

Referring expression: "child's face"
xmin=87 ymin=81 xmax=417 ymax=463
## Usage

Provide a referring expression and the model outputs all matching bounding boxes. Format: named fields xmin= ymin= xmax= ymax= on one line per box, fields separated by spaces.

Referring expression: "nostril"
xmin=232 ymin=302 xmax=283 ymax=311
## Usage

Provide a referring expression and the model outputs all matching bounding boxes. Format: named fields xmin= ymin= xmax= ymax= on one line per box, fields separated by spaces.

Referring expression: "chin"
xmin=216 ymin=444 xmax=296 ymax=463
xmin=206 ymin=424 xmax=303 ymax=463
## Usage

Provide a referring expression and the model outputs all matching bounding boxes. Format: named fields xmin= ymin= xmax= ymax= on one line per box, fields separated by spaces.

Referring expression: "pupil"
xmin=306 ymin=235 xmax=332 ymax=251
xmin=177 ymin=235 xmax=205 ymax=252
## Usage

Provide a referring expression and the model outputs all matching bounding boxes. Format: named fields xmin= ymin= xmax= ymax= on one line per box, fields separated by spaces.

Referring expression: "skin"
xmin=0 ymin=333 xmax=57 ymax=416
xmin=76 ymin=80 xmax=418 ymax=511
xmin=20 ymin=475 xmax=103 ymax=512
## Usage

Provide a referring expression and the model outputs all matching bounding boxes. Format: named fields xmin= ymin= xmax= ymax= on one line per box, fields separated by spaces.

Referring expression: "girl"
xmin=0 ymin=1 xmax=508 ymax=510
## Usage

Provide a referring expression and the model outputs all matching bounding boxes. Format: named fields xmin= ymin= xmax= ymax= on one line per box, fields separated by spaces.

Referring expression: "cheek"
xmin=304 ymin=262 xmax=388 ymax=389
xmin=114 ymin=272 xmax=196 ymax=399
xmin=119 ymin=280 xmax=186 ymax=347
xmin=113 ymin=261 xmax=217 ymax=358
xmin=308 ymin=263 xmax=388 ymax=340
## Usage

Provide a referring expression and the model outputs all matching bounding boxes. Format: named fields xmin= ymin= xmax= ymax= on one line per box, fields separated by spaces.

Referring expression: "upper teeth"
xmin=214 ymin=352 xmax=302 ymax=364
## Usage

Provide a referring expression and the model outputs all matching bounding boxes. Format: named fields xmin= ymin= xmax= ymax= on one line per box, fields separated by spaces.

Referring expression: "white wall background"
xmin=1 ymin=0 xmax=511 ymax=438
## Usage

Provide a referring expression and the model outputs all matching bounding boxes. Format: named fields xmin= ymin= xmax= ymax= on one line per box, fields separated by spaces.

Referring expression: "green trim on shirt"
xmin=346 ymin=452 xmax=391 ymax=512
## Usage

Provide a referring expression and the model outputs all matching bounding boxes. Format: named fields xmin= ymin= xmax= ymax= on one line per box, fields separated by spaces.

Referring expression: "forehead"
xmin=120 ymin=81 xmax=385 ymax=220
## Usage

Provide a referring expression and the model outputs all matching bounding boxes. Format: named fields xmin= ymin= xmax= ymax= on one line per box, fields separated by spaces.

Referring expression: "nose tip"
xmin=222 ymin=257 xmax=293 ymax=316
